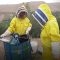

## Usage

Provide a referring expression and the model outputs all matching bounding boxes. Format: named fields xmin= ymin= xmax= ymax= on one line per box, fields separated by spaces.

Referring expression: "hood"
xmin=32 ymin=4 xmax=55 ymax=27
xmin=16 ymin=5 xmax=28 ymax=16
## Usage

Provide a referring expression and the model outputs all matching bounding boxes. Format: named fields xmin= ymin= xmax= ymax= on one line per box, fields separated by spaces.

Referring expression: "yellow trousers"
xmin=42 ymin=45 xmax=55 ymax=60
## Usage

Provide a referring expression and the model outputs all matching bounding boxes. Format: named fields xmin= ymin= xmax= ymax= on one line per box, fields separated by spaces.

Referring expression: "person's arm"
xmin=50 ymin=32 xmax=60 ymax=42
xmin=49 ymin=21 xmax=60 ymax=42
xmin=0 ymin=17 xmax=16 ymax=37
xmin=8 ymin=17 xmax=16 ymax=33
xmin=26 ymin=27 xmax=32 ymax=34
xmin=0 ymin=29 xmax=11 ymax=37
xmin=26 ymin=19 xmax=32 ymax=34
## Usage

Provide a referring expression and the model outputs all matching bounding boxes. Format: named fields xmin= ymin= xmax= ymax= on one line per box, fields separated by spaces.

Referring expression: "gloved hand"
xmin=0 ymin=29 xmax=11 ymax=38
xmin=26 ymin=27 xmax=32 ymax=34
xmin=0 ymin=34 xmax=6 ymax=38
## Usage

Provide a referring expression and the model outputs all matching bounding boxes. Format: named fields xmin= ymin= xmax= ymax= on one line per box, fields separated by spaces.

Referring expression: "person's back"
xmin=32 ymin=4 xmax=60 ymax=60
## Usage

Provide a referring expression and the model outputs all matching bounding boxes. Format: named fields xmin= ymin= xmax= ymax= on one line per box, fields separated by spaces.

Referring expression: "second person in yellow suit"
xmin=0 ymin=5 xmax=32 ymax=38
xmin=32 ymin=4 xmax=60 ymax=60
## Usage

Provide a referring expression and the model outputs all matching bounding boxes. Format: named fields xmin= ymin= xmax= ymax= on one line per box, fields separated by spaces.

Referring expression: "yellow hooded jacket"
xmin=32 ymin=4 xmax=60 ymax=60
xmin=39 ymin=4 xmax=60 ymax=47
xmin=8 ymin=17 xmax=32 ymax=35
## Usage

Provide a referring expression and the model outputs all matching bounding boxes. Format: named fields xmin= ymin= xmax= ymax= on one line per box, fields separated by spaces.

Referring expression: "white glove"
xmin=0 ymin=34 xmax=6 ymax=38
xmin=0 ymin=29 xmax=11 ymax=38
xmin=26 ymin=27 xmax=32 ymax=34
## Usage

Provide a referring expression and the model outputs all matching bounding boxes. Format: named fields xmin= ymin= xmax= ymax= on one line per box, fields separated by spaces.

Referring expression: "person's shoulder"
xmin=11 ymin=16 xmax=18 ymax=22
xmin=47 ymin=18 xmax=56 ymax=23
xmin=25 ymin=17 xmax=30 ymax=22
xmin=46 ymin=20 xmax=58 ymax=28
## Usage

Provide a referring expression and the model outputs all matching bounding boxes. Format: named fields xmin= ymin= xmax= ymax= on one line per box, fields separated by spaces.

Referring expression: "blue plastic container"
xmin=4 ymin=36 xmax=32 ymax=60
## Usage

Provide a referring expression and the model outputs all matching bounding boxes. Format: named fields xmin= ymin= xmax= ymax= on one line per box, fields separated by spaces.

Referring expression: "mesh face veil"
xmin=32 ymin=8 xmax=48 ymax=27
xmin=32 ymin=4 xmax=49 ymax=27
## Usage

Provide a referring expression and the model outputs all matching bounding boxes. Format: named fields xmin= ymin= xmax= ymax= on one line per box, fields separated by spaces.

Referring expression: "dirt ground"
xmin=0 ymin=41 xmax=5 ymax=60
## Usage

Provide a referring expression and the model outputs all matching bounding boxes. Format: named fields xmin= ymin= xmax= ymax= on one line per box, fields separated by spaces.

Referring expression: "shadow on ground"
xmin=32 ymin=52 xmax=42 ymax=60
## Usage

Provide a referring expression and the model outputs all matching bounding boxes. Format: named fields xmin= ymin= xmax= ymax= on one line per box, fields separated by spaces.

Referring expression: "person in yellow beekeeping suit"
xmin=0 ymin=5 xmax=32 ymax=60
xmin=0 ymin=5 xmax=32 ymax=38
xmin=32 ymin=4 xmax=60 ymax=60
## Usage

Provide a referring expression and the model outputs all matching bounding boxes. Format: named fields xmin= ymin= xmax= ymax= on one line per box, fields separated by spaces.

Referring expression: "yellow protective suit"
xmin=8 ymin=17 xmax=32 ymax=35
xmin=38 ymin=4 xmax=60 ymax=60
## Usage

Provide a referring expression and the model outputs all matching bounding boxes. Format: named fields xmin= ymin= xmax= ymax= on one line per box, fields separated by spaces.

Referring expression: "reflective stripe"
xmin=32 ymin=14 xmax=43 ymax=27
xmin=32 ymin=12 xmax=45 ymax=26
xmin=35 ymin=11 xmax=46 ymax=23
xmin=36 ymin=9 xmax=48 ymax=22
